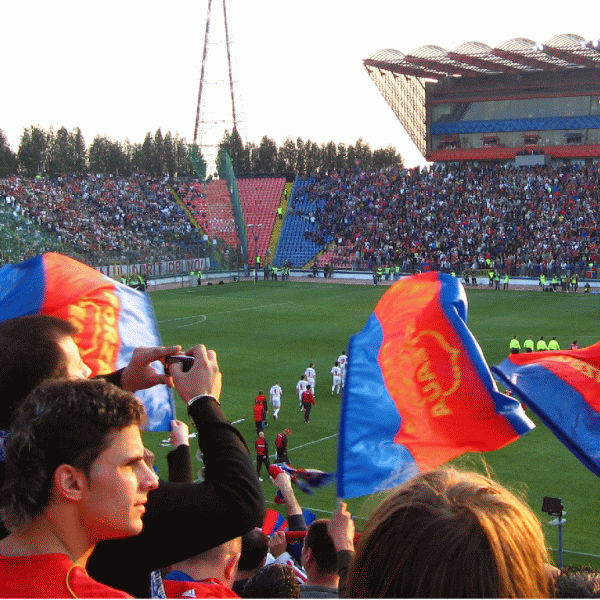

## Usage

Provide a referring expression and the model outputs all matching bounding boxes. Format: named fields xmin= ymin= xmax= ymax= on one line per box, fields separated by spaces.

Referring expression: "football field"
xmin=143 ymin=279 xmax=600 ymax=567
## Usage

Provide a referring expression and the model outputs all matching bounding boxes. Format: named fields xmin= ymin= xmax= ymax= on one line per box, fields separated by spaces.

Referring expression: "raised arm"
xmin=88 ymin=344 xmax=265 ymax=598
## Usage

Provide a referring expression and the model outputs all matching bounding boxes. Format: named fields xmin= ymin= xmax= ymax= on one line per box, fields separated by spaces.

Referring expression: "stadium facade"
xmin=364 ymin=34 xmax=600 ymax=165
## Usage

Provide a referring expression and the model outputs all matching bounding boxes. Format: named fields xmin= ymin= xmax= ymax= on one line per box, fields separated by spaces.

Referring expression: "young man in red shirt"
xmin=301 ymin=385 xmax=316 ymax=424
xmin=0 ymin=378 xmax=159 ymax=598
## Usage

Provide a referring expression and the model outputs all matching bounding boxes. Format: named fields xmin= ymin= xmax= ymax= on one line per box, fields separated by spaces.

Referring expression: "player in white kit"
xmin=331 ymin=361 xmax=342 ymax=395
xmin=296 ymin=375 xmax=309 ymax=410
xmin=270 ymin=381 xmax=282 ymax=420
xmin=305 ymin=362 xmax=316 ymax=393
xmin=337 ymin=351 xmax=348 ymax=387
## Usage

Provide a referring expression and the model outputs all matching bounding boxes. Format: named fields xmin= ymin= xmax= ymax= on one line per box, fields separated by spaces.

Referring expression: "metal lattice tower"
xmin=193 ymin=0 xmax=240 ymax=177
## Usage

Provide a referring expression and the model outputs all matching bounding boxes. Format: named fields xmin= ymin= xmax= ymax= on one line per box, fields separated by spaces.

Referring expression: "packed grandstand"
xmin=1 ymin=160 xmax=599 ymax=279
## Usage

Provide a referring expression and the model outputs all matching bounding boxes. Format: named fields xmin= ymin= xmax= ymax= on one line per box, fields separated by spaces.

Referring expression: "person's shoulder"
xmin=68 ymin=565 xmax=133 ymax=598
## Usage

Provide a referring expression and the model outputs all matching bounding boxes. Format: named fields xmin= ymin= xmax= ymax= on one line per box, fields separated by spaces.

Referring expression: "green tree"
xmin=321 ymin=141 xmax=338 ymax=173
xmin=163 ymin=131 xmax=176 ymax=177
xmin=304 ymin=139 xmax=320 ymax=174
xmin=139 ymin=132 xmax=155 ymax=174
xmin=354 ymin=137 xmax=372 ymax=169
xmin=18 ymin=125 xmax=47 ymax=177
xmin=254 ymin=135 xmax=278 ymax=173
xmin=372 ymin=145 xmax=403 ymax=169
xmin=278 ymin=137 xmax=297 ymax=173
xmin=48 ymin=126 xmax=70 ymax=175
xmin=0 ymin=129 xmax=17 ymax=177
xmin=173 ymin=134 xmax=192 ymax=176
xmin=71 ymin=127 xmax=87 ymax=173
xmin=336 ymin=142 xmax=347 ymax=171
xmin=153 ymin=128 xmax=165 ymax=175
xmin=219 ymin=127 xmax=248 ymax=175
xmin=89 ymin=135 xmax=129 ymax=175
xmin=296 ymin=137 xmax=306 ymax=174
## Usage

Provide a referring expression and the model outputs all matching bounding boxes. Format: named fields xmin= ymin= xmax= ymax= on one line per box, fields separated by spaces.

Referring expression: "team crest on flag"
xmin=337 ymin=271 xmax=534 ymax=499
xmin=0 ymin=253 xmax=174 ymax=431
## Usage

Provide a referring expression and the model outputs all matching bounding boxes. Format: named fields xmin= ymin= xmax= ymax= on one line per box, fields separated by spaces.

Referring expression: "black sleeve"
xmin=87 ymin=397 xmax=265 ymax=598
xmin=336 ymin=550 xmax=355 ymax=598
xmin=95 ymin=368 xmax=124 ymax=388
xmin=166 ymin=444 xmax=194 ymax=484
xmin=287 ymin=513 xmax=307 ymax=532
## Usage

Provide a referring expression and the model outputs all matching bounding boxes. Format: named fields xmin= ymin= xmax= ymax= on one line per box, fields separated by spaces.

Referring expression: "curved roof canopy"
xmin=365 ymin=33 xmax=600 ymax=79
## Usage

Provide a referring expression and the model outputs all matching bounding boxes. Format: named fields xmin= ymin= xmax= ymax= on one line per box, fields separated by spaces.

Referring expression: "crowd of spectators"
xmin=293 ymin=162 xmax=600 ymax=277
xmin=2 ymin=162 xmax=600 ymax=279
xmin=0 ymin=174 xmax=205 ymax=264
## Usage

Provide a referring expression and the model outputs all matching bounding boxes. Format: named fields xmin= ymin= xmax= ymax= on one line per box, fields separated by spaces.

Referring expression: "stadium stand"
xmin=237 ymin=177 xmax=286 ymax=263
xmin=2 ymin=162 xmax=600 ymax=279
xmin=273 ymin=176 xmax=334 ymax=267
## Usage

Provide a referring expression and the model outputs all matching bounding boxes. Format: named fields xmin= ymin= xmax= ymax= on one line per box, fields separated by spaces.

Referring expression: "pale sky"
xmin=3 ymin=1 xmax=597 ymax=167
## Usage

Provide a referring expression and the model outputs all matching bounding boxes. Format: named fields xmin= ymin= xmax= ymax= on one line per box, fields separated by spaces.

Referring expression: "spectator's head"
xmin=242 ymin=563 xmax=300 ymax=598
xmin=552 ymin=565 xmax=600 ymax=598
xmin=236 ymin=528 xmax=269 ymax=577
xmin=0 ymin=314 xmax=91 ymax=428
xmin=170 ymin=536 xmax=242 ymax=587
xmin=302 ymin=520 xmax=337 ymax=582
xmin=1 ymin=378 xmax=157 ymax=540
xmin=347 ymin=468 xmax=550 ymax=598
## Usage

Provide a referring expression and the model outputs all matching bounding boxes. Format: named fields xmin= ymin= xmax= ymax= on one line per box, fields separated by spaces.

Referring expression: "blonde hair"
xmin=347 ymin=468 xmax=550 ymax=598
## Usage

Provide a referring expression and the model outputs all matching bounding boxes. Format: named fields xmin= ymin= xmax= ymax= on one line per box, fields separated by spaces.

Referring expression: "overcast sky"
xmin=3 ymin=1 xmax=597 ymax=167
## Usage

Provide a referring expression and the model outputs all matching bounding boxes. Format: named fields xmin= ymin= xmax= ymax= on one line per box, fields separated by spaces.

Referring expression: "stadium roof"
xmin=364 ymin=33 xmax=600 ymax=79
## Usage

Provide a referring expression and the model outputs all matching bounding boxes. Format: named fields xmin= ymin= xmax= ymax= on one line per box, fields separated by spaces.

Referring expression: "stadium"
xmin=364 ymin=33 xmax=600 ymax=165
xmin=2 ymin=26 xmax=600 ymax=594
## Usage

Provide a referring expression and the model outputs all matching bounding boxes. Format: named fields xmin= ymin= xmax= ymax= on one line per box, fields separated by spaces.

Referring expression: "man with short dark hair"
xmin=299 ymin=521 xmax=339 ymax=598
xmin=302 ymin=385 xmax=315 ymax=424
xmin=0 ymin=314 xmax=265 ymax=598
xmin=233 ymin=529 xmax=269 ymax=596
xmin=0 ymin=378 xmax=159 ymax=597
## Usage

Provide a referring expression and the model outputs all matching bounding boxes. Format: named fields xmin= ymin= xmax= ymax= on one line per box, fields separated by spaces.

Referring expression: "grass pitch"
xmin=143 ymin=280 xmax=600 ymax=567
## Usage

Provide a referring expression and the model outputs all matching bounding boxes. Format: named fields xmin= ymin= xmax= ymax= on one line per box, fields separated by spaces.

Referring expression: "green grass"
xmin=143 ymin=280 xmax=600 ymax=567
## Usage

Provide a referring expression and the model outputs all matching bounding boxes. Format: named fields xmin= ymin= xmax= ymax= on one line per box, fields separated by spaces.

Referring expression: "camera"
xmin=165 ymin=355 xmax=194 ymax=374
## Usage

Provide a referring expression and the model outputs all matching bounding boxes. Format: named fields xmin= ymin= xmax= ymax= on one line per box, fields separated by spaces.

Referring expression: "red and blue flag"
xmin=337 ymin=271 xmax=534 ymax=499
xmin=0 ymin=252 xmax=174 ymax=431
xmin=493 ymin=343 xmax=600 ymax=477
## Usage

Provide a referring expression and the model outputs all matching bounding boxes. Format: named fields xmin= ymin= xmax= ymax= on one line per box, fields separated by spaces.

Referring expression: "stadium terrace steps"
xmin=237 ymin=177 xmax=286 ymax=263
xmin=267 ymin=182 xmax=293 ymax=264
xmin=273 ymin=176 xmax=333 ymax=268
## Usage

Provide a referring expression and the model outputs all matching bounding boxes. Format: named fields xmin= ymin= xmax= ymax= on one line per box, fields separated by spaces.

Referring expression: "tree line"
xmin=0 ymin=125 xmax=403 ymax=178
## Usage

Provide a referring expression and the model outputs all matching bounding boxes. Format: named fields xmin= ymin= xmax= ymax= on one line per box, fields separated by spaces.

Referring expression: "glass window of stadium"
xmin=432 ymin=128 xmax=600 ymax=150
xmin=431 ymin=96 xmax=600 ymax=123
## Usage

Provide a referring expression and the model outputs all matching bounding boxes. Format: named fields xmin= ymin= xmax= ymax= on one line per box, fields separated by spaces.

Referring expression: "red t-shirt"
xmin=301 ymin=390 xmax=315 ymax=405
xmin=255 ymin=437 xmax=268 ymax=456
xmin=0 ymin=553 xmax=131 ymax=598
xmin=164 ymin=578 xmax=240 ymax=598
xmin=253 ymin=401 xmax=264 ymax=421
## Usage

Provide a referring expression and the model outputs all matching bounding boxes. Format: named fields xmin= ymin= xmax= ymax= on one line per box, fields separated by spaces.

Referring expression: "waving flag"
xmin=262 ymin=508 xmax=288 ymax=535
xmin=0 ymin=253 xmax=173 ymax=430
xmin=337 ymin=271 xmax=534 ymax=499
xmin=493 ymin=343 xmax=600 ymax=477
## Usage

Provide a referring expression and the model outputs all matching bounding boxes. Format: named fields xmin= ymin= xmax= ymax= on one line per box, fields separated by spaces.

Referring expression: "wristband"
xmin=187 ymin=394 xmax=220 ymax=408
